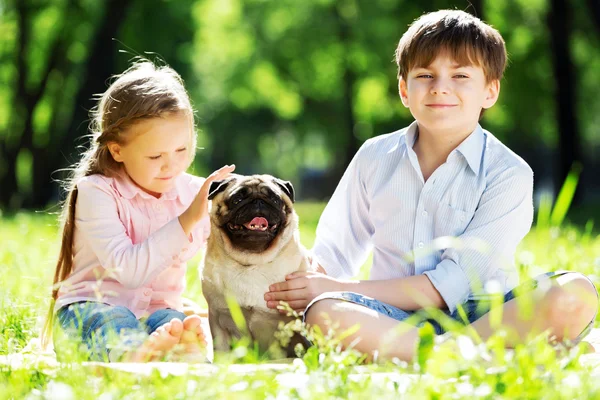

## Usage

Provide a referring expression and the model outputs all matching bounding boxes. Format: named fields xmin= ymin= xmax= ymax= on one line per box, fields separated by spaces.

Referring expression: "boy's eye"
xmin=176 ymin=147 xmax=187 ymax=153
xmin=454 ymin=74 xmax=469 ymax=78
xmin=416 ymin=74 xmax=433 ymax=79
xmin=148 ymin=155 xmax=161 ymax=160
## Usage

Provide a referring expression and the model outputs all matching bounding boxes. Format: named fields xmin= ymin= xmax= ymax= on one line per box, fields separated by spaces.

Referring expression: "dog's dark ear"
xmin=274 ymin=179 xmax=295 ymax=203
xmin=208 ymin=178 xmax=234 ymax=200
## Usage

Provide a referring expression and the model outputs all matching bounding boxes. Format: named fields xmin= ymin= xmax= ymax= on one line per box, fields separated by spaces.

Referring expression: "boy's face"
xmin=399 ymin=53 xmax=499 ymax=137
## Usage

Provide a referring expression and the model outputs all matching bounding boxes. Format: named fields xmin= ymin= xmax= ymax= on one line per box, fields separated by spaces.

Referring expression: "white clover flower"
xmin=562 ymin=373 xmax=582 ymax=388
xmin=98 ymin=392 xmax=114 ymax=400
xmin=484 ymin=280 xmax=503 ymax=295
xmin=457 ymin=335 xmax=478 ymax=360
xmin=474 ymin=383 xmax=492 ymax=397
xmin=276 ymin=372 xmax=309 ymax=389
xmin=44 ymin=381 xmax=75 ymax=400
xmin=230 ymin=381 xmax=249 ymax=392
xmin=456 ymin=382 xmax=474 ymax=396
xmin=517 ymin=251 xmax=535 ymax=266
xmin=186 ymin=380 xmax=198 ymax=397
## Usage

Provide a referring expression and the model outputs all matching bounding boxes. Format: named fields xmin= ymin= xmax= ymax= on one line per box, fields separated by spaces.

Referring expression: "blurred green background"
xmin=1 ymin=0 xmax=600 ymax=220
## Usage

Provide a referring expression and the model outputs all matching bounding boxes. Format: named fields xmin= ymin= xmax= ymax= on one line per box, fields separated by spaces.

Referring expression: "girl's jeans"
xmin=54 ymin=301 xmax=187 ymax=361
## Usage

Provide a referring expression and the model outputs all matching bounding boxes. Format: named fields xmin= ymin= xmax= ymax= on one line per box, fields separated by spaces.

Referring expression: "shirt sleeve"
xmin=311 ymin=144 xmax=375 ymax=278
xmin=179 ymin=215 xmax=210 ymax=262
xmin=178 ymin=175 xmax=210 ymax=261
xmin=424 ymin=165 xmax=534 ymax=313
xmin=75 ymin=178 xmax=191 ymax=289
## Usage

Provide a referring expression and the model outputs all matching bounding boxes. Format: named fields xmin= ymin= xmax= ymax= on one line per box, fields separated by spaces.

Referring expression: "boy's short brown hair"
xmin=395 ymin=10 xmax=507 ymax=82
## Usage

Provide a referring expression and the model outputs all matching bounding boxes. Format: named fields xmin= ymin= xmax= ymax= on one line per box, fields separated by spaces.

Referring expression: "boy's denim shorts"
xmin=304 ymin=271 xmax=598 ymax=344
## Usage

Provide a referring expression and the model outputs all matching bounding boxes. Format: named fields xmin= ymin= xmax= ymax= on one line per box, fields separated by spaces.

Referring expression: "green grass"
xmin=1 ymin=203 xmax=600 ymax=399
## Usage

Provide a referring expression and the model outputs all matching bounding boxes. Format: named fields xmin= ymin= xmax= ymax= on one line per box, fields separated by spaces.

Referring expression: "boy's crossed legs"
xmin=55 ymin=302 xmax=207 ymax=362
xmin=304 ymin=272 xmax=598 ymax=362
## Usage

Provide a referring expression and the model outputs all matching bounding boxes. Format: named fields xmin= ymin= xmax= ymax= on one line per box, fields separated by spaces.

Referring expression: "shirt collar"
xmin=400 ymin=120 xmax=419 ymax=149
xmin=400 ymin=121 xmax=484 ymax=176
xmin=455 ymin=124 xmax=485 ymax=176
xmin=112 ymin=173 xmax=184 ymax=202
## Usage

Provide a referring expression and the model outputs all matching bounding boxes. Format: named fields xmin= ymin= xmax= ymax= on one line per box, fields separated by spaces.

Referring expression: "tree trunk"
xmin=548 ymin=0 xmax=582 ymax=202
xmin=33 ymin=0 xmax=134 ymax=207
xmin=1 ymin=1 xmax=33 ymax=209
xmin=334 ymin=3 xmax=359 ymax=192
xmin=587 ymin=0 xmax=600 ymax=29
xmin=0 ymin=148 xmax=19 ymax=208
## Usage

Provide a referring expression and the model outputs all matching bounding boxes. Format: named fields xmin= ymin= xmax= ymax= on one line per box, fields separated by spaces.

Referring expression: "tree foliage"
xmin=1 ymin=0 xmax=600 ymax=210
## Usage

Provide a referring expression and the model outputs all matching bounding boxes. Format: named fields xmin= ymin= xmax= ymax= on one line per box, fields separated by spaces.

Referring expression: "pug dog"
xmin=201 ymin=174 xmax=313 ymax=356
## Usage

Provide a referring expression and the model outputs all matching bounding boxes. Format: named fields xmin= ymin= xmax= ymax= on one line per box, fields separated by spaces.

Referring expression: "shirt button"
xmin=422 ymin=210 xmax=428 ymax=217
xmin=144 ymin=290 xmax=151 ymax=296
xmin=172 ymin=255 xmax=178 ymax=260
xmin=418 ymin=242 xmax=424 ymax=248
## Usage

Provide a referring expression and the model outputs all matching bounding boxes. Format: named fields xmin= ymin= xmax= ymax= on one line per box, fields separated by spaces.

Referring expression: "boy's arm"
xmin=268 ymin=164 xmax=533 ymax=313
xmin=266 ymin=269 xmax=445 ymax=312
xmin=310 ymin=143 xmax=375 ymax=278
xmin=342 ymin=275 xmax=446 ymax=309
xmin=422 ymin=164 xmax=534 ymax=313
xmin=265 ymin=143 xmax=375 ymax=313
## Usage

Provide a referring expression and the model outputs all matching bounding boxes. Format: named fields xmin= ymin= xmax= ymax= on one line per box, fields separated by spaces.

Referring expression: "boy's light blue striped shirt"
xmin=312 ymin=121 xmax=534 ymax=313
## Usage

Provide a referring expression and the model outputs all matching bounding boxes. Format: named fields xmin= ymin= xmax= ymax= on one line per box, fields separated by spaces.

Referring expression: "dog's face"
xmin=208 ymin=174 xmax=295 ymax=253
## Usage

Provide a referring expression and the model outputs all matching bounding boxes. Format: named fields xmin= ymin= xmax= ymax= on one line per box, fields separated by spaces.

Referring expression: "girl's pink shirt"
xmin=55 ymin=173 xmax=210 ymax=318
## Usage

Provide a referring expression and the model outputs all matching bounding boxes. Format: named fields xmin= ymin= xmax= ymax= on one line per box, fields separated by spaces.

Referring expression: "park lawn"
xmin=1 ymin=203 xmax=600 ymax=399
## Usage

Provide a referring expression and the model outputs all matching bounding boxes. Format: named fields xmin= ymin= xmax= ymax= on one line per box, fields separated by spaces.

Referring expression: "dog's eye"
xmin=232 ymin=197 xmax=243 ymax=205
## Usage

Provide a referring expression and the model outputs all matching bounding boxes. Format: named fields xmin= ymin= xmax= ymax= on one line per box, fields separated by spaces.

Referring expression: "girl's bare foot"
xmin=176 ymin=315 xmax=209 ymax=362
xmin=122 ymin=318 xmax=184 ymax=362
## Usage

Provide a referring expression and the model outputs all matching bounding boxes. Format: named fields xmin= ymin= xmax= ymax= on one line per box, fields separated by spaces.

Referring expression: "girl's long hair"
xmin=41 ymin=61 xmax=196 ymax=348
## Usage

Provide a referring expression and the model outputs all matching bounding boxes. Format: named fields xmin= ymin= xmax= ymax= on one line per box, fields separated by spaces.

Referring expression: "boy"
xmin=264 ymin=10 xmax=597 ymax=361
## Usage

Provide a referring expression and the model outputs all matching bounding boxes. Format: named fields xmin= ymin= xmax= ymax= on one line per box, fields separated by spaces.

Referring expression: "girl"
xmin=41 ymin=61 xmax=235 ymax=362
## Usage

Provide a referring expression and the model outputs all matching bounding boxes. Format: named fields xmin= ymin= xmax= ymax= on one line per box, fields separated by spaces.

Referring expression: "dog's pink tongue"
xmin=244 ymin=217 xmax=269 ymax=231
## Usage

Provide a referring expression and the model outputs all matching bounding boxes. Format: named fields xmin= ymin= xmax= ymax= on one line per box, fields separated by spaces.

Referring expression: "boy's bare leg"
xmin=305 ymin=299 xmax=421 ymax=362
xmin=469 ymin=273 xmax=598 ymax=346
xmin=121 ymin=318 xmax=184 ymax=362
xmin=306 ymin=275 xmax=597 ymax=362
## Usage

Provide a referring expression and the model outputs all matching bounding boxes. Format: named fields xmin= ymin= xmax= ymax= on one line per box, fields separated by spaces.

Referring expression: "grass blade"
xmin=550 ymin=163 xmax=581 ymax=227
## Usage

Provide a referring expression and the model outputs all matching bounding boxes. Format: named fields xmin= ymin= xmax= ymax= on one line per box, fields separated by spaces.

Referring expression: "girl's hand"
xmin=264 ymin=271 xmax=345 ymax=314
xmin=179 ymin=164 xmax=235 ymax=235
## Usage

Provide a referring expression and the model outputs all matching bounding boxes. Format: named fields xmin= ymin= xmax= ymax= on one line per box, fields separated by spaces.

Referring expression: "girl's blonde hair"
xmin=41 ymin=61 xmax=196 ymax=348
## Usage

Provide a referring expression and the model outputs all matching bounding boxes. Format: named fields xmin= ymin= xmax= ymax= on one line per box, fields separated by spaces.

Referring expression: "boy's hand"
xmin=179 ymin=164 xmax=235 ymax=235
xmin=264 ymin=271 xmax=345 ymax=314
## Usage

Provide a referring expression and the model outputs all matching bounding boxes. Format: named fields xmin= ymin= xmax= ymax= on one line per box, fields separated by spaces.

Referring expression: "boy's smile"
xmin=399 ymin=53 xmax=499 ymax=140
